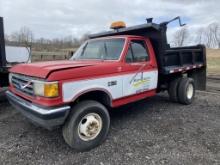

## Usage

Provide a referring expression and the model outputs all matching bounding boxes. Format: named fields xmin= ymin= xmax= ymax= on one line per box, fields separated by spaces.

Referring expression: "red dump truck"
xmin=6 ymin=17 xmax=206 ymax=151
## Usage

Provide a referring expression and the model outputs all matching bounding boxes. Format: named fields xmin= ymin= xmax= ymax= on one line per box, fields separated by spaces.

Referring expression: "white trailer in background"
xmin=5 ymin=46 xmax=30 ymax=64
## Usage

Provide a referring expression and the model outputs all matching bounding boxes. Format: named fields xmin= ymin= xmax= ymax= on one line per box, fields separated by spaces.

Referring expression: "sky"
xmin=0 ymin=0 xmax=220 ymax=41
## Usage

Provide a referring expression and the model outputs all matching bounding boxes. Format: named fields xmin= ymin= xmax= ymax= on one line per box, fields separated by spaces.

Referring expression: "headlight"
xmin=33 ymin=81 xmax=59 ymax=97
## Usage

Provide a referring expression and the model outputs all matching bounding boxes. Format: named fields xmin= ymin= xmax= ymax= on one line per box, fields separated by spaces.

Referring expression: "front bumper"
xmin=6 ymin=91 xmax=71 ymax=130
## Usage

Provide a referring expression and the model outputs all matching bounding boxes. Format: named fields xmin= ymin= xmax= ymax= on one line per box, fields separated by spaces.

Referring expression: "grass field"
xmin=207 ymin=49 xmax=220 ymax=76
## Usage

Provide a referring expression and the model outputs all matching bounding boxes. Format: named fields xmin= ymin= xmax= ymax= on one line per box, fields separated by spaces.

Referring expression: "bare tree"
xmin=203 ymin=23 xmax=220 ymax=48
xmin=195 ymin=27 xmax=205 ymax=45
xmin=204 ymin=24 xmax=213 ymax=48
xmin=10 ymin=26 xmax=34 ymax=46
xmin=212 ymin=23 xmax=220 ymax=48
xmin=173 ymin=27 xmax=189 ymax=47
xmin=10 ymin=31 xmax=20 ymax=42
xmin=19 ymin=26 xmax=34 ymax=45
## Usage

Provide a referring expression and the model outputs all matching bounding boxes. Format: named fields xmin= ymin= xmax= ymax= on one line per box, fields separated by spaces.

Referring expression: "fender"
xmin=70 ymin=87 xmax=113 ymax=105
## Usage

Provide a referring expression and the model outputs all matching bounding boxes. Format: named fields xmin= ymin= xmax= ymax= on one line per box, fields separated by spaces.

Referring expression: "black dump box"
xmin=89 ymin=17 xmax=206 ymax=90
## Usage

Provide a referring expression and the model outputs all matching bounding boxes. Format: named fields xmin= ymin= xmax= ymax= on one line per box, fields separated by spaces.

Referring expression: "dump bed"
xmin=162 ymin=45 xmax=206 ymax=74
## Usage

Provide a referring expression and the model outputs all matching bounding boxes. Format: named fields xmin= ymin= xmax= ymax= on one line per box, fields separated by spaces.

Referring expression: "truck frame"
xmin=6 ymin=17 xmax=206 ymax=151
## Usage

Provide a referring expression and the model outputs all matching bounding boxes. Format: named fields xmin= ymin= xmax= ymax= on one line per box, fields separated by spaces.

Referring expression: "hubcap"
xmin=78 ymin=113 xmax=102 ymax=141
xmin=187 ymin=83 xmax=194 ymax=99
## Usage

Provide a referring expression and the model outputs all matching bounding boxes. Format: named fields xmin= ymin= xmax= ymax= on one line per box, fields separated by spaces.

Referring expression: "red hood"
xmin=10 ymin=60 xmax=98 ymax=78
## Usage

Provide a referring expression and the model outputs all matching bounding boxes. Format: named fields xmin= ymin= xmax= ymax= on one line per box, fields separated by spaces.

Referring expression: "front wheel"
xmin=62 ymin=100 xmax=110 ymax=151
xmin=178 ymin=78 xmax=195 ymax=105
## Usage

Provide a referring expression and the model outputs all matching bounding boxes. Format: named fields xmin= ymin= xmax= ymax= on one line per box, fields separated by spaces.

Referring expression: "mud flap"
xmin=188 ymin=67 xmax=206 ymax=91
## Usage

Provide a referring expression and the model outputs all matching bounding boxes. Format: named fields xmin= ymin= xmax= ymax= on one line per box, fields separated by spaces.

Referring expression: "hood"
xmin=10 ymin=60 xmax=98 ymax=78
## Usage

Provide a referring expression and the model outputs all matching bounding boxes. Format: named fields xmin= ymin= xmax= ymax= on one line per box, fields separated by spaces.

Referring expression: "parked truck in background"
xmin=0 ymin=17 xmax=31 ymax=99
xmin=0 ymin=17 xmax=8 ymax=97
xmin=6 ymin=17 xmax=206 ymax=151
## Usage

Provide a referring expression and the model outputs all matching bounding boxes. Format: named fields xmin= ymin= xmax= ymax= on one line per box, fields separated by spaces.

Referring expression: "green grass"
xmin=207 ymin=57 xmax=220 ymax=75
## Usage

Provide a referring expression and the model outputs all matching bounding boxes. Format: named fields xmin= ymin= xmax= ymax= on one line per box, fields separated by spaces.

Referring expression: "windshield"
xmin=71 ymin=38 xmax=125 ymax=60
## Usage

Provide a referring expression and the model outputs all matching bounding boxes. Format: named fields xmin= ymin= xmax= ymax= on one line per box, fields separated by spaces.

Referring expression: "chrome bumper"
xmin=6 ymin=91 xmax=70 ymax=130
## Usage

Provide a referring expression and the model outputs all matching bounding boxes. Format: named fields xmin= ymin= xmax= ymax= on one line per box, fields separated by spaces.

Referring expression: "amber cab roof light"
xmin=110 ymin=21 xmax=126 ymax=30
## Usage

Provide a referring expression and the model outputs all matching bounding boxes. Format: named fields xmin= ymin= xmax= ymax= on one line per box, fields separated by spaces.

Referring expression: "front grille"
xmin=11 ymin=74 xmax=34 ymax=96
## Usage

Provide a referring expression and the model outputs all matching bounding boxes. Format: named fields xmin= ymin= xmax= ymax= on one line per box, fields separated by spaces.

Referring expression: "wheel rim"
xmin=187 ymin=83 xmax=194 ymax=99
xmin=78 ymin=113 xmax=103 ymax=141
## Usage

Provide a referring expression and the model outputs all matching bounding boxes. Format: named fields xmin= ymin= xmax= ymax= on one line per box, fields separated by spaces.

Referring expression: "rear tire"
xmin=62 ymin=100 xmax=110 ymax=151
xmin=168 ymin=77 xmax=181 ymax=102
xmin=178 ymin=78 xmax=195 ymax=105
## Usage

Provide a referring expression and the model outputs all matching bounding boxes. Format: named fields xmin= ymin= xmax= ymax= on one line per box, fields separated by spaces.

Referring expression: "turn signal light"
xmin=44 ymin=83 xmax=59 ymax=97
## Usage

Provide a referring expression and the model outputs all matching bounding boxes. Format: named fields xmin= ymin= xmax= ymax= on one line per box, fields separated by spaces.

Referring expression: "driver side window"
xmin=126 ymin=40 xmax=149 ymax=63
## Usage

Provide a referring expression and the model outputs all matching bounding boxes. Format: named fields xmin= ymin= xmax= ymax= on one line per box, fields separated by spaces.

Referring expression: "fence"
xmin=31 ymin=51 xmax=74 ymax=62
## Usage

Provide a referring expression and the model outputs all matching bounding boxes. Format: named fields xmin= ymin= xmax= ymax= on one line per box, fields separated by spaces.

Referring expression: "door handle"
xmin=117 ymin=66 xmax=122 ymax=72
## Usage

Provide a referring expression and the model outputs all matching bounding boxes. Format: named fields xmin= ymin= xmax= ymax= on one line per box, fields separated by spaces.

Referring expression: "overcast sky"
xmin=0 ymin=0 xmax=219 ymax=40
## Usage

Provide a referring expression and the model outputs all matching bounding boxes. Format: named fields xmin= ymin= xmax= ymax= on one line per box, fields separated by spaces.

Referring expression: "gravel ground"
xmin=0 ymin=92 xmax=219 ymax=165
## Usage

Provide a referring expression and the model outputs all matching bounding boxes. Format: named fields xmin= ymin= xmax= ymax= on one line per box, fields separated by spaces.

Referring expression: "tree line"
xmin=5 ymin=22 xmax=220 ymax=51
xmin=172 ymin=22 xmax=220 ymax=48
xmin=5 ymin=27 xmax=89 ymax=51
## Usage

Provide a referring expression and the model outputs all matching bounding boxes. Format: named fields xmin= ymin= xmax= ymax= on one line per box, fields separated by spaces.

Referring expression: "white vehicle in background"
xmin=5 ymin=46 xmax=31 ymax=64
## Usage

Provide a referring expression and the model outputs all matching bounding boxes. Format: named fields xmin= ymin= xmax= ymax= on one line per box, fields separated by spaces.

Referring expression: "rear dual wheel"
xmin=178 ymin=78 xmax=195 ymax=105
xmin=168 ymin=77 xmax=181 ymax=102
xmin=168 ymin=77 xmax=195 ymax=105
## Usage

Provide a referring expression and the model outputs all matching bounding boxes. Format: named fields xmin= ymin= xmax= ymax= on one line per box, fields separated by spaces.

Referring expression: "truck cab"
xmin=6 ymin=17 xmax=206 ymax=151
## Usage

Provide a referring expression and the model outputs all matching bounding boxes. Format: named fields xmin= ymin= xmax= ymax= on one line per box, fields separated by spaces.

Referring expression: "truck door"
xmin=122 ymin=39 xmax=158 ymax=97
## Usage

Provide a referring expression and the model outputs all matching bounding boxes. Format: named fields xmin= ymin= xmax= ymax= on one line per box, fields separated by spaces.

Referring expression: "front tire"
xmin=178 ymin=78 xmax=195 ymax=105
xmin=62 ymin=100 xmax=110 ymax=151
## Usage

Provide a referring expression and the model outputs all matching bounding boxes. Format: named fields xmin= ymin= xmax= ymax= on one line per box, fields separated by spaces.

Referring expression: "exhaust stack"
xmin=146 ymin=18 xmax=153 ymax=23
